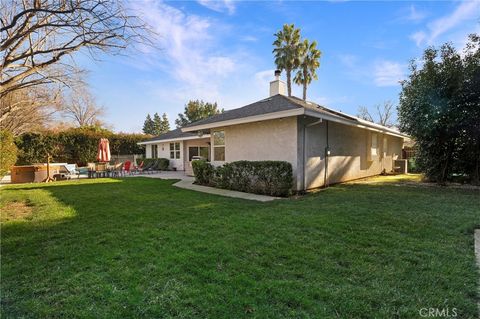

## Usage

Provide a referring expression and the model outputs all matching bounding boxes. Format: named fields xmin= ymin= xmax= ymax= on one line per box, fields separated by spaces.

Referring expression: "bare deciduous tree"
xmin=62 ymin=83 xmax=105 ymax=127
xmin=357 ymin=100 xmax=396 ymax=127
xmin=0 ymin=86 xmax=61 ymax=135
xmin=0 ymin=0 xmax=151 ymax=98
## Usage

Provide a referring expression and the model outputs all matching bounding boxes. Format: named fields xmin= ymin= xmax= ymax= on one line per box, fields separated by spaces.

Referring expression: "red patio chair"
xmin=123 ymin=160 xmax=132 ymax=176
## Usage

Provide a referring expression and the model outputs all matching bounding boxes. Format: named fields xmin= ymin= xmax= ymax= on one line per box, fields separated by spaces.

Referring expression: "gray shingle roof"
xmin=142 ymin=128 xmax=198 ymax=143
xmin=183 ymin=94 xmax=353 ymax=128
xmin=141 ymin=94 xmax=406 ymax=144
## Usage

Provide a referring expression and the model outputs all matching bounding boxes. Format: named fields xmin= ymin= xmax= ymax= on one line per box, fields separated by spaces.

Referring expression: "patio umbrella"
xmin=96 ymin=138 xmax=111 ymax=162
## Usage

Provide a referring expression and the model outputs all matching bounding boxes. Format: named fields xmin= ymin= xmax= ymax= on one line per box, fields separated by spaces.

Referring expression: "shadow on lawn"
xmin=1 ymin=177 xmax=267 ymax=316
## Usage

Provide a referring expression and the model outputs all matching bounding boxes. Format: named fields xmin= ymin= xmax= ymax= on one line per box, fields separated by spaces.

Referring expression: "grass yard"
xmin=1 ymin=177 xmax=479 ymax=318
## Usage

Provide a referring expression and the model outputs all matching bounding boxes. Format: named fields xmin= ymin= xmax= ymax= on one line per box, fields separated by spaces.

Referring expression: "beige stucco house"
xmin=138 ymin=73 xmax=408 ymax=191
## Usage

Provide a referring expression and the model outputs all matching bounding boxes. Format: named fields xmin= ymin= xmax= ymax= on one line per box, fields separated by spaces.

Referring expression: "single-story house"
xmin=138 ymin=72 xmax=409 ymax=191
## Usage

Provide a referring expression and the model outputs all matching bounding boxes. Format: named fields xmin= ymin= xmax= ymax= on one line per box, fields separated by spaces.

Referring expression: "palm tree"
xmin=272 ymin=24 xmax=302 ymax=97
xmin=294 ymin=39 xmax=322 ymax=101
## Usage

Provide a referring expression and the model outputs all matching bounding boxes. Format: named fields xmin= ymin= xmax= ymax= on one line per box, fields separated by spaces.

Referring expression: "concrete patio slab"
xmin=138 ymin=171 xmax=279 ymax=202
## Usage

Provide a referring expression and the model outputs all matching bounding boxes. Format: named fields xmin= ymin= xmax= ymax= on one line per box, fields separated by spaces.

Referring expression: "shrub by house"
xmin=192 ymin=160 xmax=293 ymax=197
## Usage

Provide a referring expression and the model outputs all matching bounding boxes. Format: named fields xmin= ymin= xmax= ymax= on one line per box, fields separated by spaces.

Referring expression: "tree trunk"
xmin=439 ymin=143 xmax=453 ymax=184
xmin=286 ymin=69 xmax=292 ymax=97
xmin=303 ymin=84 xmax=307 ymax=101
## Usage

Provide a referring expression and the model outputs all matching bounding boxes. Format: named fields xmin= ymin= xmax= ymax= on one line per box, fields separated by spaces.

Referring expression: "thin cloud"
xmin=254 ymin=69 xmax=276 ymax=87
xmin=404 ymin=5 xmax=427 ymax=22
xmin=374 ymin=60 xmax=405 ymax=87
xmin=241 ymin=35 xmax=258 ymax=42
xmin=129 ymin=1 xmax=237 ymax=94
xmin=410 ymin=31 xmax=427 ymax=47
xmin=338 ymin=54 xmax=405 ymax=87
xmin=197 ymin=0 xmax=236 ymax=15
xmin=410 ymin=0 xmax=480 ymax=47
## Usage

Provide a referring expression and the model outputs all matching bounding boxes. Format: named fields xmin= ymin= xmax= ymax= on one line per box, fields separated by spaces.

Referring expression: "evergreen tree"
xmin=151 ymin=112 xmax=170 ymax=135
xmin=152 ymin=112 xmax=162 ymax=135
xmin=398 ymin=34 xmax=480 ymax=184
xmin=142 ymin=114 xmax=155 ymax=135
xmin=160 ymin=113 xmax=170 ymax=134
xmin=175 ymin=100 xmax=223 ymax=128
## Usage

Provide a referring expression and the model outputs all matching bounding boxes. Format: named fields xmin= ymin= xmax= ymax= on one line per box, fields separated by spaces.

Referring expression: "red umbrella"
xmin=96 ymin=138 xmax=111 ymax=162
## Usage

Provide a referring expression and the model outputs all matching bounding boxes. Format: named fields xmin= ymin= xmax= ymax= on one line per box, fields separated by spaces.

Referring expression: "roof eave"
xmin=137 ymin=134 xmax=211 ymax=145
xmin=304 ymin=109 xmax=409 ymax=138
xmin=180 ymin=104 xmax=408 ymax=139
xmin=181 ymin=108 xmax=305 ymax=132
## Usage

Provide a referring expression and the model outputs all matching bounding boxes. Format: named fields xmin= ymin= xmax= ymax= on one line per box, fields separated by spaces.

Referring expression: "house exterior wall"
xmin=145 ymin=141 xmax=185 ymax=170
xmin=143 ymin=115 xmax=404 ymax=191
xmin=210 ymin=117 xmax=298 ymax=184
xmin=145 ymin=144 xmax=152 ymax=158
xmin=300 ymin=119 xmax=403 ymax=190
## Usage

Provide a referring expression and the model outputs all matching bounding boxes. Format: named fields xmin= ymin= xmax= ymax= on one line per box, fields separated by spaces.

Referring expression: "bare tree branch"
xmin=357 ymin=101 xmax=396 ymax=127
xmin=357 ymin=105 xmax=374 ymax=122
xmin=0 ymin=0 xmax=153 ymax=98
xmin=0 ymin=85 xmax=62 ymax=135
xmin=61 ymin=80 xmax=105 ymax=127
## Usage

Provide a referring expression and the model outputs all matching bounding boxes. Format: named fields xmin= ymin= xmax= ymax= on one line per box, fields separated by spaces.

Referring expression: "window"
xmin=150 ymin=145 xmax=158 ymax=159
xmin=188 ymin=146 xmax=209 ymax=161
xmin=371 ymin=133 xmax=378 ymax=157
xmin=383 ymin=136 xmax=388 ymax=157
xmin=200 ymin=147 xmax=209 ymax=159
xmin=189 ymin=146 xmax=198 ymax=160
xmin=213 ymin=130 xmax=225 ymax=161
xmin=170 ymin=142 xmax=180 ymax=159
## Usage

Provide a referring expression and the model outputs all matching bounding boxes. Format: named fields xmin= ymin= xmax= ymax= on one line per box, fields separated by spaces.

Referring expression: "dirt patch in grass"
xmin=1 ymin=201 xmax=34 ymax=222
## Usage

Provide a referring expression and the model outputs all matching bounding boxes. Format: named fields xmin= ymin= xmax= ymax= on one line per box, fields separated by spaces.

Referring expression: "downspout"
xmin=302 ymin=120 xmax=306 ymax=191
xmin=324 ymin=120 xmax=330 ymax=188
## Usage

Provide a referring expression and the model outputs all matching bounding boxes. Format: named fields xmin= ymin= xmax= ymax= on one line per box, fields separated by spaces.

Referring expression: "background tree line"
xmin=142 ymin=100 xmax=223 ymax=135
xmin=143 ymin=113 xmax=170 ymax=135
xmin=14 ymin=127 xmax=146 ymax=167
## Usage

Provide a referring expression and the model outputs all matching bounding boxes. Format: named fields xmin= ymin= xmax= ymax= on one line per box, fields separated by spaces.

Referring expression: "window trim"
xmin=382 ymin=136 xmax=388 ymax=157
xmin=371 ymin=133 xmax=378 ymax=157
xmin=169 ymin=142 xmax=181 ymax=159
xmin=367 ymin=132 xmax=379 ymax=162
xmin=212 ymin=130 xmax=225 ymax=162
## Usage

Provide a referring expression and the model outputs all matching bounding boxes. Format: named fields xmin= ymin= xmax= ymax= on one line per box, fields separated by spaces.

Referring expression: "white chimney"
xmin=269 ymin=69 xmax=286 ymax=96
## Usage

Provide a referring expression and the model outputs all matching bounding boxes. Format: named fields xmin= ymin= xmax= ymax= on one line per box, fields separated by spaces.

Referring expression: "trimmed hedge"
xmin=15 ymin=127 xmax=146 ymax=166
xmin=192 ymin=160 xmax=215 ymax=185
xmin=192 ymin=160 xmax=293 ymax=197
xmin=137 ymin=158 xmax=170 ymax=170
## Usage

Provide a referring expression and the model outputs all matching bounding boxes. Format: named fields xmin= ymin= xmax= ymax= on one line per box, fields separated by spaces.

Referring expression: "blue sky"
xmin=78 ymin=0 xmax=480 ymax=132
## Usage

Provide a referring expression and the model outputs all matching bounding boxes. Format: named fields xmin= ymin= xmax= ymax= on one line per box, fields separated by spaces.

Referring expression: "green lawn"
xmin=1 ymin=177 xmax=479 ymax=318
